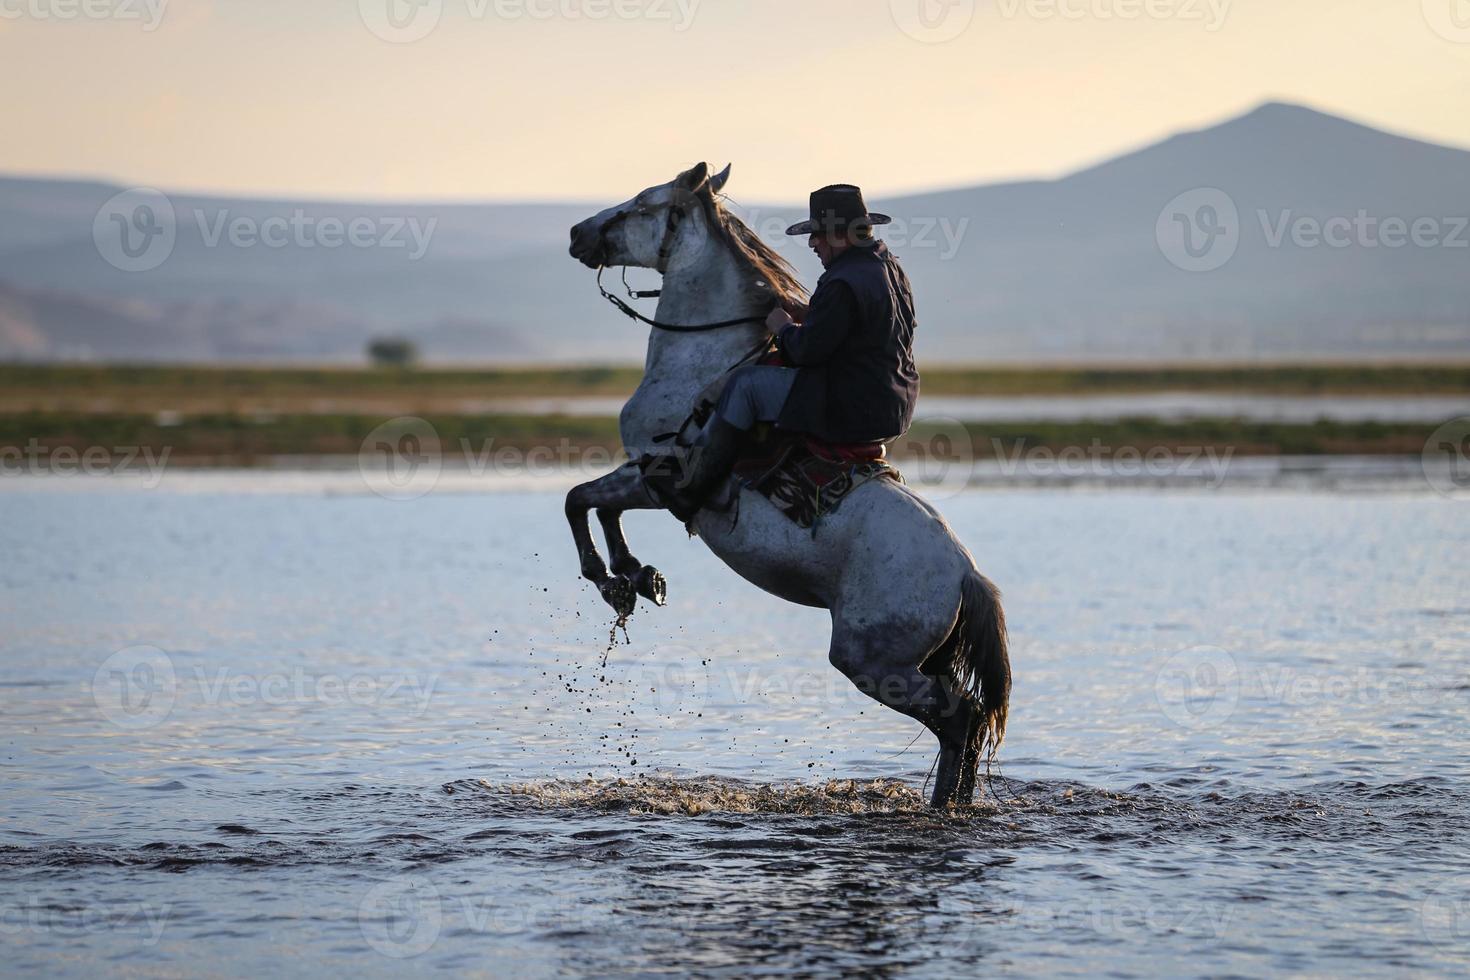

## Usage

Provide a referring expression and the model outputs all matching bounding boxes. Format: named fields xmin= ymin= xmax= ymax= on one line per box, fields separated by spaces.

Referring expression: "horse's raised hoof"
xmin=598 ymin=575 xmax=637 ymax=620
xmin=633 ymin=566 xmax=667 ymax=606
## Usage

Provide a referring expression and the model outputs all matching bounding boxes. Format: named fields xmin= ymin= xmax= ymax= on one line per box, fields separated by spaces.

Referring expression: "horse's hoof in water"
xmin=598 ymin=575 xmax=637 ymax=619
xmin=930 ymin=733 xmax=973 ymax=809
xmin=953 ymin=705 xmax=985 ymax=803
xmin=634 ymin=566 xmax=667 ymax=606
xmin=930 ymin=756 xmax=961 ymax=808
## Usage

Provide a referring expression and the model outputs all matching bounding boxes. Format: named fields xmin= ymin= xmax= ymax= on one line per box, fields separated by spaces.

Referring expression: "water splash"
xmin=445 ymin=775 xmax=948 ymax=816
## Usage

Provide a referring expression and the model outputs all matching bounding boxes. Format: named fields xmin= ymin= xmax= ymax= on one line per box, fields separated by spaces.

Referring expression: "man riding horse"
xmin=641 ymin=184 xmax=920 ymax=519
xmin=565 ymin=163 xmax=1009 ymax=807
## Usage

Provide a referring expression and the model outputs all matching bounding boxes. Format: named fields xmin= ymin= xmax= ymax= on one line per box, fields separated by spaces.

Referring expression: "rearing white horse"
xmin=565 ymin=163 xmax=1010 ymax=806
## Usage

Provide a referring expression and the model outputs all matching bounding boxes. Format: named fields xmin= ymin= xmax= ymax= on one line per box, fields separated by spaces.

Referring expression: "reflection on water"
xmin=1 ymin=480 xmax=1467 ymax=976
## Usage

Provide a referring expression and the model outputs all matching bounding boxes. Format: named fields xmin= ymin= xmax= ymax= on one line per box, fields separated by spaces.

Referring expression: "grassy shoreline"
xmin=3 ymin=362 xmax=1469 ymax=417
xmin=0 ymin=412 xmax=1442 ymax=466
xmin=2 ymin=364 xmax=1458 ymax=466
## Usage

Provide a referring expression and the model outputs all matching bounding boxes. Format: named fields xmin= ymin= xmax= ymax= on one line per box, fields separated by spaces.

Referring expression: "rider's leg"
xmin=642 ymin=365 xmax=797 ymax=519
xmin=709 ymin=364 xmax=798 ymax=432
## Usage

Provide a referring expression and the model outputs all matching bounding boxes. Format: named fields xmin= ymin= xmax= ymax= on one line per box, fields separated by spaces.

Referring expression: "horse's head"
xmin=569 ymin=162 xmax=730 ymax=271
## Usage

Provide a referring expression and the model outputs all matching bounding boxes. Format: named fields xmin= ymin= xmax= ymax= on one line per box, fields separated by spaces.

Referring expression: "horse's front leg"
xmin=565 ymin=463 xmax=658 ymax=618
xmin=598 ymin=508 xmax=667 ymax=607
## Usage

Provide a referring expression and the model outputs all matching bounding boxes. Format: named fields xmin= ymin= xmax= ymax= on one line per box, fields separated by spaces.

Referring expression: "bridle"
xmin=594 ymin=266 xmax=769 ymax=334
xmin=592 ymin=196 xmax=770 ymax=334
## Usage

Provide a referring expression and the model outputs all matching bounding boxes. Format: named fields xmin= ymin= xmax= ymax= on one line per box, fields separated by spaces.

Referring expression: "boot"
xmin=641 ymin=416 xmax=743 ymax=522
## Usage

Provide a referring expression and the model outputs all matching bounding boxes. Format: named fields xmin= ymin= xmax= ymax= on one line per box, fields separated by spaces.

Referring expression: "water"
xmin=2 ymin=475 xmax=1468 ymax=977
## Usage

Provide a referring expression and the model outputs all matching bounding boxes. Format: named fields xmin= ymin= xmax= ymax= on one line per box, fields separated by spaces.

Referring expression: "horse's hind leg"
xmin=828 ymin=620 xmax=980 ymax=808
xmin=597 ymin=508 xmax=667 ymax=606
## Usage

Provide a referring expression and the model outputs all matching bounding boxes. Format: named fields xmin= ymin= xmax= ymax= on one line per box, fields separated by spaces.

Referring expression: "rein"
xmin=595 ymin=265 xmax=769 ymax=333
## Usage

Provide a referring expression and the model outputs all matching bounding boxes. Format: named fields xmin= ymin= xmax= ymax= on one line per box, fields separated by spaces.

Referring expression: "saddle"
xmin=725 ymin=426 xmax=902 ymax=531
xmin=654 ymin=344 xmax=902 ymax=530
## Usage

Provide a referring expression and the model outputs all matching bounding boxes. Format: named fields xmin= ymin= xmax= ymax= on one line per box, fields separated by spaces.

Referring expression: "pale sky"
xmin=3 ymin=0 xmax=1467 ymax=202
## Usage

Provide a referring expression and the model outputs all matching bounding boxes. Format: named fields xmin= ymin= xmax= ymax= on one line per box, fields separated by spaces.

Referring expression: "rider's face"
xmin=808 ymin=233 xmax=849 ymax=269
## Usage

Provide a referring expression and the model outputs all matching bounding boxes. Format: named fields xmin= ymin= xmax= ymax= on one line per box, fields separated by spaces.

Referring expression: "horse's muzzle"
xmin=568 ymin=220 xmax=606 ymax=268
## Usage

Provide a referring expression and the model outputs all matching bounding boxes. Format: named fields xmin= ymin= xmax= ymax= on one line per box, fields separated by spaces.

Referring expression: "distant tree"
xmin=367 ymin=337 xmax=418 ymax=368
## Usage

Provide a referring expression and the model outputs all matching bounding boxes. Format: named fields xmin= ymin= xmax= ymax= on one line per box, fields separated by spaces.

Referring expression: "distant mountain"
xmin=890 ymin=101 xmax=1470 ymax=360
xmin=2 ymin=101 xmax=1467 ymax=364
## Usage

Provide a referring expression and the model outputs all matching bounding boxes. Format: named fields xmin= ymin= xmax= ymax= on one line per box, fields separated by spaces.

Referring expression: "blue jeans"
xmin=713 ymin=365 xmax=798 ymax=431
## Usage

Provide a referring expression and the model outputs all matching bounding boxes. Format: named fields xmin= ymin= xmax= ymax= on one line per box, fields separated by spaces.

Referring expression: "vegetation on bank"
xmin=1 ymin=363 xmax=1456 ymax=466
xmin=0 ymin=412 xmax=1441 ymax=466
xmin=2 ymin=361 xmax=1468 ymax=416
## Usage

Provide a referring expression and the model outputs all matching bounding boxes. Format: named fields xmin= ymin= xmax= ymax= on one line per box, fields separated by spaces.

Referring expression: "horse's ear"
xmin=675 ymin=162 xmax=709 ymax=192
xmin=709 ymin=163 xmax=731 ymax=195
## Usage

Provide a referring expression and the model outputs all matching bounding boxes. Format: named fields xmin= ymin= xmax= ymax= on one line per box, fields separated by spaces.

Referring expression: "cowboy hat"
xmin=784 ymin=184 xmax=892 ymax=237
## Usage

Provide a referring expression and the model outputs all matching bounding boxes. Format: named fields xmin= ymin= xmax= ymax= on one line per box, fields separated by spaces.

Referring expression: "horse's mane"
xmin=694 ymin=189 xmax=809 ymax=309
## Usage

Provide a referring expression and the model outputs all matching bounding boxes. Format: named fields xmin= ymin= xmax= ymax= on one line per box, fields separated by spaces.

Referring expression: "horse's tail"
xmin=953 ymin=569 xmax=1011 ymax=761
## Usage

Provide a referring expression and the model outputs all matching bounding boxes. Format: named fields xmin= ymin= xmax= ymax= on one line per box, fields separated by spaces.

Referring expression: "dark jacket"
xmin=774 ymin=240 xmax=919 ymax=444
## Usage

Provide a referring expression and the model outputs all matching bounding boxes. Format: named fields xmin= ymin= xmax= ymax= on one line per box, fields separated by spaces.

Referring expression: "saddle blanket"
xmin=729 ymin=435 xmax=903 ymax=530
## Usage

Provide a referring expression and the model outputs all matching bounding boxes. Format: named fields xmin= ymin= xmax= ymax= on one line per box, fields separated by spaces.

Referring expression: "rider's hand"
xmin=766 ymin=306 xmax=795 ymax=333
